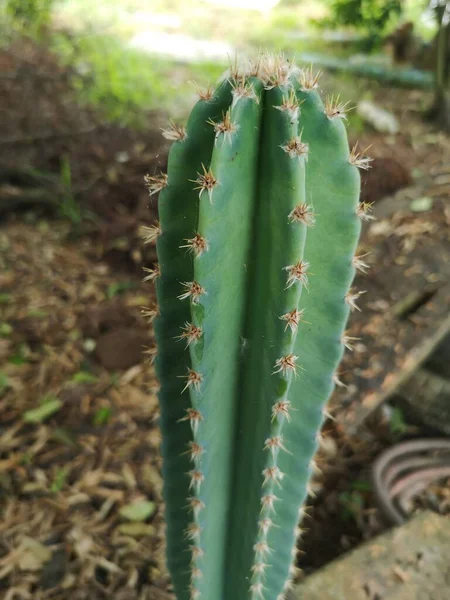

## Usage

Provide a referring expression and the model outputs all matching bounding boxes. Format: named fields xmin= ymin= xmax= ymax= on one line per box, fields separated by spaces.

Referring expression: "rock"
xmin=360 ymin=157 xmax=412 ymax=204
xmin=95 ymin=328 xmax=148 ymax=370
xmin=291 ymin=511 xmax=450 ymax=600
xmin=395 ymin=367 xmax=450 ymax=435
xmin=357 ymin=100 xmax=400 ymax=134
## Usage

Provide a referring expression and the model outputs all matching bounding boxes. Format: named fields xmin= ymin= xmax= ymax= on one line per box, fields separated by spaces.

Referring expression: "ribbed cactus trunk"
xmin=148 ymin=56 xmax=371 ymax=600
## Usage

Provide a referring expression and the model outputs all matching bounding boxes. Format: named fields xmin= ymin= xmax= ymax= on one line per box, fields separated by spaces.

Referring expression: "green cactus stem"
xmin=149 ymin=55 xmax=370 ymax=600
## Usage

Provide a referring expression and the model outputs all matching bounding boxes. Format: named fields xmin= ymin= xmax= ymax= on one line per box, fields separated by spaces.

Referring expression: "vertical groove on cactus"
xmin=151 ymin=55 xmax=368 ymax=600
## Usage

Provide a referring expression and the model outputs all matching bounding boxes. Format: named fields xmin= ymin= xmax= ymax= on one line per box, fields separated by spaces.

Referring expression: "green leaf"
xmin=23 ymin=397 xmax=62 ymax=423
xmin=106 ymin=281 xmax=137 ymax=299
xmin=93 ymin=406 xmax=112 ymax=426
xmin=119 ymin=499 xmax=156 ymax=522
xmin=0 ymin=294 xmax=12 ymax=305
xmin=0 ymin=323 xmax=13 ymax=337
xmin=50 ymin=467 xmax=69 ymax=493
xmin=71 ymin=371 xmax=98 ymax=384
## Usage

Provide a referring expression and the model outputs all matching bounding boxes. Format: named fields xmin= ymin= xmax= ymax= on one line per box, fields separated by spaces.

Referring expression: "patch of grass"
xmin=8 ymin=343 xmax=31 ymax=365
xmin=71 ymin=371 xmax=98 ymax=384
xmin=0 ymin=372 xmax=10 ymax=394
xmin=0 ymin=323 xmax=13 ymax=337
xmin=106 ymin=280 xmax=138 ymax=298
xmin=93 ymin=406 xmax=112 ymax=426
xmin=23 ymin=395 xmax=62 ymax=423
xmin=50 ymin=32 xmax=223 ymax=124
xmin=50 ymin=467 xmax=69 ymax=493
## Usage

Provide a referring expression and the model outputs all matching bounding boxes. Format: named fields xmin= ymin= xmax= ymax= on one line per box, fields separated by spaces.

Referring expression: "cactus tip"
xmin=298 ymin=65 xmax=321 ymax=91
xmin=325 ymin=95 xmax=352 ymax=120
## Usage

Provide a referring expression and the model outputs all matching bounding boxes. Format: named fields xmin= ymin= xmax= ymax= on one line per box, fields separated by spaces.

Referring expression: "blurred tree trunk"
xmin=428 ymin=2 xmax=450 ymax=131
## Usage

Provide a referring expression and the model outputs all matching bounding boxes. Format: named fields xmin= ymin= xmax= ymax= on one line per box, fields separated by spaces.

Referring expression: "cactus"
xmin=147 ymin=55 xmax=370 ymax=600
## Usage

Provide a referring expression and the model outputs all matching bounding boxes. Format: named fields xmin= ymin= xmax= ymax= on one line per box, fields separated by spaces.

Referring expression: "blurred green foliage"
xmin=321 ymin=0 xmax=403 ymax=49
xmin=6 ymin=0 xmax=54 ymax=35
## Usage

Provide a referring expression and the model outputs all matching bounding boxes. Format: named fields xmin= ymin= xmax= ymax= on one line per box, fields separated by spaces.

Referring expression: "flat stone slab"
xmin=292 ymin=511 xmax=450 ymax=600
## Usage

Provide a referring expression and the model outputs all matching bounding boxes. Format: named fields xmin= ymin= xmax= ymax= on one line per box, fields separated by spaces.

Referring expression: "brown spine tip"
xmin=231 ymin=76 xmax=258 ymax=107
xmin=298 ymin=66 xmax=321 ymax=91
xmin=264 ymin=436 xmax=290 ymax=457
xmin=251 ymin=562 xmax=268 ymax=576
xmin=188 ymin=470 xmax=205 ymax=493
xmin=185 ymin=440 xmax=205 ymax=462
xmin=253 ymin=540 xmax=271 ymax=558
xmin=263 ymin=54 xmax=292 ymax=89
xmin=143 ymin=263 xmax=161 ymax=282
xmin=190 ymin=567 xmax=203 ymax=581
xmin=191 ymin=546 xmax=204 ymax=561
xmin=144 ymin=173 xmax=168 ymax=196
xmin=190 ymin=81 xmax=215 ymax=101
xmin=352 ymin=253 xmax=370 ymax=273
xmin=141 ymin=304 xmax=159 ymax=323
xmin=258 ymin=517 xmax=273 ymax=535
xmin=345 ymin=288 xmax=366 ymax=312
xmin=271 ymin=400 xmax=292 ymax=422
xmin=141 ymin=222 xmax=162 ymax=244
xmin=284 ymin=261 xmax=310 ymax=288
xmin=180 ymin=234 xmax=209 ymax=257
xmin=273 ymin=354 xmax=298 ymax=376
xmin=161 ymin=120 xmax=187 ymax=141
xmin=280 ymin=135 xmax=309 ymax=160
xmin=179 ymin=368 xmax=203 ymax=394
xmin=189 ymin=585 xmax=201 ymax=600
xmin=288 ymin=203 xmax=316 ymax=226
xmin=179 ymin=409 xmax=204 ymax=435
xmin=349 ymin=143 xmax=373 ymax=170
xmin=356 ymin=202 xmax=375 ymax=222
xmin=333 ymin=372 xmax=348 ymax=389
xmin=341 ymin=332 xmax=360 ymax=351
xmin=262 ymin=465 xmax=284 ymax=487
xmin=176 ymin=322 xmax=203 ymax=347
xmin=207 ymin=109 xmax=239 ymax=143
xmin=324 ymin=95 xmax=352 ymax=120
xmin=188 ymin=497 xmax=206 ymax=516
xmin=178 ymin=281 xmax=206 ymax=304
xmin=260 ymin=494 xmax=278 ymax=514
xmin=279 ymin=308 xmax=304 ymax=333
xmin=274 ymin=88 xmax=301 ymax=123
xmin=249 ymin=582 xmax=265 ymax=598
xmin=185 ymin=522 xmax=202 ymax=541
xmin=190 ymin=163 xmax=219 ymax=203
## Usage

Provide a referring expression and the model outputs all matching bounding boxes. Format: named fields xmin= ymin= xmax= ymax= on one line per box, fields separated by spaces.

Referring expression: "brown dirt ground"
xmin=1 ymin=36 xmax=450 ymax=600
